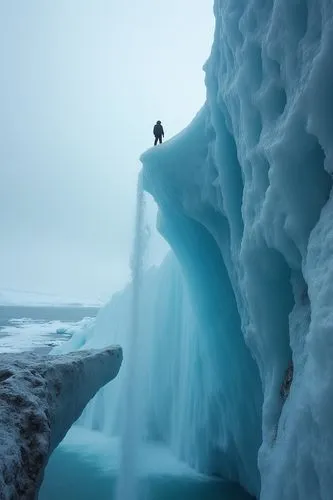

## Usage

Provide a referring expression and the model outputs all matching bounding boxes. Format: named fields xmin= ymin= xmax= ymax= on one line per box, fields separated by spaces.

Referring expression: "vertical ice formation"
xmin=116 ymin=176 xmax=146 ymax=500
xmin=141 ymin=0 xmax=333 ymax=499
xmin=57 ymin=255 xmax=258 ymax=489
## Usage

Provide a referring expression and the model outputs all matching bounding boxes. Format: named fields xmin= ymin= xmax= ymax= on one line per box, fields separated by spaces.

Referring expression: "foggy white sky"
xmin=0 ymin=0 xmax=214 ymax=303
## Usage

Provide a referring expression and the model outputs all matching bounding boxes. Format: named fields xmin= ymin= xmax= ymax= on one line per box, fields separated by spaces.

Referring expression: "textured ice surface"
xmin=0 ymin=346 xmax=122 ymax=499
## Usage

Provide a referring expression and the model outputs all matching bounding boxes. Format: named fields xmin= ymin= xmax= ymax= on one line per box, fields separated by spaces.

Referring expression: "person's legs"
xmin=154 ymin=135 xmax=163 ymax=146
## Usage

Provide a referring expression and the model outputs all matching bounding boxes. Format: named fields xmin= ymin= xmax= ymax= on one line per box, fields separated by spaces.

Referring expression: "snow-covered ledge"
xmin=0 ymin=346 xmax=122 ymax=499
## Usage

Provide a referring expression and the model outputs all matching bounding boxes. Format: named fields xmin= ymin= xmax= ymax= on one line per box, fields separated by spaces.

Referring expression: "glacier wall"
xmin=141 ymin=0 xmax=333 ymax=499
xmin=52 ymin=1 xmax=333 ymax=499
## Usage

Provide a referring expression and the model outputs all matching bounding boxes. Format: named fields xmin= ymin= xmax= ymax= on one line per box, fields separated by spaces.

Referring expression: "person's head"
xmin=156 ymin=120 xmax=161 ymax=124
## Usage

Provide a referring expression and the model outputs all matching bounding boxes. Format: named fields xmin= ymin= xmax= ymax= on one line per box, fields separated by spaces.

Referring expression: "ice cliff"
xmin=0 ymin=346 xmax=122 ymax=499
xmin=51 ymin=0 xmax=333 ymax=499
xmin=141 ymin=0 xmax=333 ymax=498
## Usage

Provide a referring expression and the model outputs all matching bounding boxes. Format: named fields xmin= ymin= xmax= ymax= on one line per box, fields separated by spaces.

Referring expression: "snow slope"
xmin=0 ymin=346 xmax=122 ymax=499
xmin=141 ymin=0 xmax=333 ymax=498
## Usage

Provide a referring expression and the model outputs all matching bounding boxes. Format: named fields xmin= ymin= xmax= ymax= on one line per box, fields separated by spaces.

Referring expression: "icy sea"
xmin=0 ymin=304 xmax=99 ymax=353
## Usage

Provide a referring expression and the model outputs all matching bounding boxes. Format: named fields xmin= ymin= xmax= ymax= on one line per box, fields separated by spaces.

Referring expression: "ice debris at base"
xmin=52 ymin=0 xmax=333 ymax=499
xmin=0 ymin=346 xmax=122 ymax=499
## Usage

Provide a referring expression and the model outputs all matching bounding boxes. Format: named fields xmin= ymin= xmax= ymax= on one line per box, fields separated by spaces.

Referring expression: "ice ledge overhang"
xmin=0 ymin=346 xmax=122 ymax=499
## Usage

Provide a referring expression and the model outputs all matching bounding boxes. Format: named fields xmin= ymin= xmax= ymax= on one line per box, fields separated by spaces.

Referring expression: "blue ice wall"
xmin=142 ymin=1 xmax=333 ymax=499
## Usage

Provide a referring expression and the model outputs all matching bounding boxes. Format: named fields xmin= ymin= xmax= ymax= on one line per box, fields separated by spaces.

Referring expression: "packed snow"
xmin=0 ymin=346 xmax=122 ymax=499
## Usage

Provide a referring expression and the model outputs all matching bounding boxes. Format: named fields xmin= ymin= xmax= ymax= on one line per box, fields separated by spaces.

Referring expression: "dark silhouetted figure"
xmin=153 ymin=120 xmax=164 ymax=146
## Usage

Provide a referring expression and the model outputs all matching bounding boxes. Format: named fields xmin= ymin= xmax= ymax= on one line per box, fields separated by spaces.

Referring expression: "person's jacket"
xmin=153 ymin=123 xmax=164 ymax=137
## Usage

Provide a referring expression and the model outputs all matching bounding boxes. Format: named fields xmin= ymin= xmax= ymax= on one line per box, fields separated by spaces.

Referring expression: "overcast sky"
xmin=0 ymin=0 xmax=214 ymax=303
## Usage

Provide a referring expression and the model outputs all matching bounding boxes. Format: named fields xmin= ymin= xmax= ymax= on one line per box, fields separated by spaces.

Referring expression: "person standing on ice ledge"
xmin=153 ymin=120 xmax=164 ymax=145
